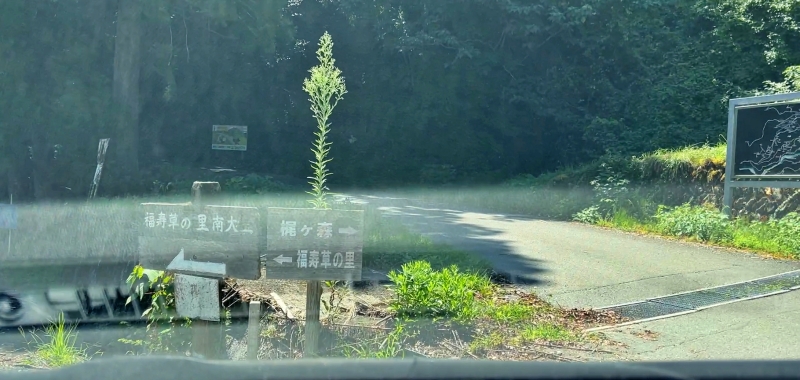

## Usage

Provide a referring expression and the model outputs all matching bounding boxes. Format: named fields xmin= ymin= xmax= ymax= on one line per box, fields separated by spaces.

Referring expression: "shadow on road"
xmin=358 ymin=195 xmax=549 ymax=287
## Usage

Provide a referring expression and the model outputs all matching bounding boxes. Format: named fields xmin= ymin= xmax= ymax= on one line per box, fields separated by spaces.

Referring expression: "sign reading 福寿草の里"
xmin=212 ymin=125 xmax=247 ymax=151
xmin=265 ymin=207 xmax=364 ymax=281
xmin=138 ymin=203 xmax=261 ymax=279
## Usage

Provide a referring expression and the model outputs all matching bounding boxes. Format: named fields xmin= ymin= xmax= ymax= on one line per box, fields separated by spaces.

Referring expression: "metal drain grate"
xmin=709 ymin=281 xmax=781 ymax=300
xmin=604 ymin=301 xmax=690 ymax=320
xmin=749 ymin=271 xmax=800 ymax=290
xmin=598 ymin=270 xmax=800 ymax=322
xmin=650 ymin=290 xmax=733 ymax=310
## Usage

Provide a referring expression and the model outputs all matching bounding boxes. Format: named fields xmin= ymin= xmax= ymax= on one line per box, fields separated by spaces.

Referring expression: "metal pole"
xmin=723 ymin=100 xmax=736 ymax=217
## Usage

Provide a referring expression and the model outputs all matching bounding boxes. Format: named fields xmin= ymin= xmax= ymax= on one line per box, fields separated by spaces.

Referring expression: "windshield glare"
xmin=1 ymin=0 xmax=799 ymax=370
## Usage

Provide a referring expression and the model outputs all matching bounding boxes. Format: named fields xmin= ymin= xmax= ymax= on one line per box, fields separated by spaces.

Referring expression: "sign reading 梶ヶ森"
xmin=265 ymin=208 xmax=363 ymax=281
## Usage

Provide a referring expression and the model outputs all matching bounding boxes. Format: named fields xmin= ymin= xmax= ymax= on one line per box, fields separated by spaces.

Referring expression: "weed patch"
xmin=388 ymin=261 xmax=493 ymax=321
xmin=22 ymin=313 xmax=87 ymax=368
xmin=518 ymin=323 xmax=576 ymax=343
xmin=485 ymin=302 xmax=537 ymax=325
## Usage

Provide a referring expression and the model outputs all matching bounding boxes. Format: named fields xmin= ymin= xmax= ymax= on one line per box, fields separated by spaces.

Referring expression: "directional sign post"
xmin=137 ymin=181 xmax=261 ymax=359
xmin=265 ymin=207 xmax=364 ymax=357
xmin=265 ymin=207 xmax=364 ymax=281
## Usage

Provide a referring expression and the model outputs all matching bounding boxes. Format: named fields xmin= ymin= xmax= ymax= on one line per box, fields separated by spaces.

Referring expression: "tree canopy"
xmin=1 ymin=0 xmax=798 ymax=200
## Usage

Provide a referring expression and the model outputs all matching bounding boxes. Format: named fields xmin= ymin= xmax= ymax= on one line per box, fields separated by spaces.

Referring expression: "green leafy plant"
xmin=120 ymin=265 xmax=189 ymax=354
xmin=321 ymin=280 xmax=350 ymax=324
xmin=655 ymin=204 xmax=733 ymax=243
xmin=765 ymin=212 xmax=800 ymax=255
xmin=303 ymin=31 xmax=347 ymax=210
xmin=590 ymin=161 xmax=633 ymax=217
xmin=388 ymin=261 xmax=493 ymax=321
xmin=573 ymin=205 xmax=602 ymax=224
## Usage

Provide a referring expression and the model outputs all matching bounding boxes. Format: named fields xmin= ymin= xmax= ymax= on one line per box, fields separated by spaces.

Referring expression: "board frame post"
xmin=723 ymin=91 xmax=800 ymax=217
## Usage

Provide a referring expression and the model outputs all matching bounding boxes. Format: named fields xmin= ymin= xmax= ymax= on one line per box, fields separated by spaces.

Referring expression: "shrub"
xmin=388 ymin=261 xmax=493 ymax=321
xmin=224 ymin=174 xmax=287 ymax=194
xmin=655 ymin=204 xmax=732 ymax=243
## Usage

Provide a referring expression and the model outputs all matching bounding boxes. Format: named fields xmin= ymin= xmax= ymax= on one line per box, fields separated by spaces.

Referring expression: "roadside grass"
xmin=384 ymin=261 xmax=622 ymax=358
xmin=21 ymin=313 xmax=87 ymax=368
xmin=594 ymin=206 xmax=800 ymax=259
xmin=643 ymin=143 xmax=727 ymax=167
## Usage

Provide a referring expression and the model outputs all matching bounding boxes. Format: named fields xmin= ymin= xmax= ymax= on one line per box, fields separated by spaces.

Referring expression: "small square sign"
xmin=212 ymin=125 xmax=247 ymax=151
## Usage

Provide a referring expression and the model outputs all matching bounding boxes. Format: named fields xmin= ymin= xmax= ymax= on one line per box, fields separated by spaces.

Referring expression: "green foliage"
xmin=22 ymin=313 xmax=87 ymax=368
xmin=126 ymin=265 xmax=176 ymax=319
xmin=644 ymin=143 xmax=728 ymax=168
xmin=485 ymin=303 xmax=536 ymax=325
xmin=388 ymin=261 xmax=493 ymax=321
xmin=590 ymin=162 xmax=633 ymax=217
xmin=655 ymin=204 xmax=733 ymax=243
xmin=122 ymin=265 xmax=190 ymax=354
xmin=341 ymin=322 xmax=407 ymax=359
xmin=764 ymin=213 xmax=800 ymax=255
xmin=518 ymin=323 xmax=576 ymax=343
xmin=573 ymin=205 xmax=603 ymax=224
xmin=733 ymin=213 xmax=800 ymax=257
xmin=2 ymin=0 xmax=800 ymax=196
xmin=303 ymin=31 xmax=347 ymax=210
xmin=225 ymin=174 xmax=288 ymax=194
xmin=419 ymin=164 xmax=457 ymax=185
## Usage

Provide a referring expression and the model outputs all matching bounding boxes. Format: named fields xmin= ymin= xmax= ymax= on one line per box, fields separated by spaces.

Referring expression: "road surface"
xmin=355 ymin=194 xmax=800 ymax=360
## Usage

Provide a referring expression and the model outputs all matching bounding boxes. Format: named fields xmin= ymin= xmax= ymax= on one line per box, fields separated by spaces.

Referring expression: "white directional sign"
xmin=167 ymin=248 xmax=227 ymax=278
xmin=273 ymin=254 xmax=293 ymax=265
xmin=265 ymin=208 xmax=364 ymax=281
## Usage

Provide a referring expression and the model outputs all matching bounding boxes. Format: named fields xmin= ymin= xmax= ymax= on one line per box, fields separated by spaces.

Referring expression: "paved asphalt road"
xmin=356 ymin=194 xmax=800 ymax=360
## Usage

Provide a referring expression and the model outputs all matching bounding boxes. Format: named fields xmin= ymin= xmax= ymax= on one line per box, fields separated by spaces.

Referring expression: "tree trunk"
xmin=112 ymin=0 xmax=143 ymax=177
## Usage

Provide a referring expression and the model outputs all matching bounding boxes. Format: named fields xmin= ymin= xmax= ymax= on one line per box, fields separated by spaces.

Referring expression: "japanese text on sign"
xmin=293 ymin=250 xmax=356 ymax=269
xmin=144 ymin=211 xmax=254 ymax=234
xmin=280 ymin=220 xmax=341 ymax=239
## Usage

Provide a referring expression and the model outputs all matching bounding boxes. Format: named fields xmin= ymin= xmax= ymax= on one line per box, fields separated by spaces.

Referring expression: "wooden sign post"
xmin=265 ymin=207 xmax=364 ymax=356
xmin=137 ymin=181 xmax=261 ymax=359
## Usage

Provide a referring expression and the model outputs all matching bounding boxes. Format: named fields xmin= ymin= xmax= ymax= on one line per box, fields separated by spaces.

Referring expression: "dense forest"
xmin=1 ymin=0 xmax=798 ymax=201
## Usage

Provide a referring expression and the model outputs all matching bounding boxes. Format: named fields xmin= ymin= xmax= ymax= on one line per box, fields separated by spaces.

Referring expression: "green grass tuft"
xmin=23 ymin=313 xmax=87 ymax=368
xmin=644 ymin=143 xmax=727 ymax=167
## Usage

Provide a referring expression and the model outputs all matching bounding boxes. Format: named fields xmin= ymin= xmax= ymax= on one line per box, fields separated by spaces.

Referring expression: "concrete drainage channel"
xmin=586 ymin=270 xmax=800 ymax=332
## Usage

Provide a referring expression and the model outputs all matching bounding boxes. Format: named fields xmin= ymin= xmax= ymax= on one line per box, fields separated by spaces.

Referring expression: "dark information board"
xmin=138 ymin=203 xmax=261 ymax=279
xmin=265 ymin=208 xmax=364 ymax=281
xmin=733 ymin=101 xmax=800 ymax=179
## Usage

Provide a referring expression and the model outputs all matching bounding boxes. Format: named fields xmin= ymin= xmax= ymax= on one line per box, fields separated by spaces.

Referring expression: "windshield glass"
xmin=1 ymin=0 xmax=799 ymax=370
